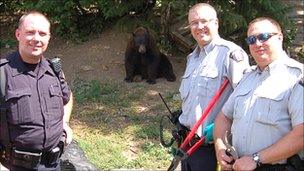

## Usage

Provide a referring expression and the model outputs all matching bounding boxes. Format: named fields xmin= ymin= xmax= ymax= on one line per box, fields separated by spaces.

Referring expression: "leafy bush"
xmin=0 ymin=0 xmax=297 ymax=52
xmin=155 ymin=0 xmax=296 ymax=53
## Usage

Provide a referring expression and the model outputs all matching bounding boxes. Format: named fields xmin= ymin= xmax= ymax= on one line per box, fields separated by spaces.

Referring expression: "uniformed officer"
xmin=0 ymin=11 xmax=73 ymax=171
xmin=214 ymin=17 xmax=304 ymax=171
xmin=178 ymin=3 xmax=250 ymax=171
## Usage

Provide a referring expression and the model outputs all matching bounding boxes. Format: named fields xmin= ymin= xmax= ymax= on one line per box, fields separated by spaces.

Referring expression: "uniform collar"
xmin=204 ymin=36 xmax=221 ymax=54
xmin=39 ymin=57 xmax=56 ymax=78
xmin=192 ymin=36 xmax=221 ymax=58
xmin=256 ymin=51 xmax=289 ymax=75
xmin=8 ymin=51 xmax=55 ymax=77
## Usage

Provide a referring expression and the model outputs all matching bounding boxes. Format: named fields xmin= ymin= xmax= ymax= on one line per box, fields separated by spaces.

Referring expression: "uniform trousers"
xmin=181 ymin=144 xmax=217 ymax=171
xmin=254 ymin=164 xmax=289 ymax=171
xmin=5 ymin=163 xmax=60 ymax=171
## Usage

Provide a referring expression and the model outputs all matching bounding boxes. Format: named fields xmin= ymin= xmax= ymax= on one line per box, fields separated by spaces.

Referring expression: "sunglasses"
xmin=245 ymin=33 xmax=278 ymax=45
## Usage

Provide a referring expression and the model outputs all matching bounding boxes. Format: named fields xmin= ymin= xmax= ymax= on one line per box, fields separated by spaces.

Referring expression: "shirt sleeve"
xmin=288 ymin=82 xmax=304 ymax=127
xmin=59 ymin=70 xmax=71 ymax=105
xmin=227 ymin=49 xmax=250 ymax=89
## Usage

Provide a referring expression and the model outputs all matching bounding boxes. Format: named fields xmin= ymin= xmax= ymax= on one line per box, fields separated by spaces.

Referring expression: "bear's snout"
xmin=138 ymin=44 xmax=146 ymax=54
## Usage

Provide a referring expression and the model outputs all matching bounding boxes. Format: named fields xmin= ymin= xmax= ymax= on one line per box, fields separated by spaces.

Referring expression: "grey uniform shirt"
xmin=179 ymin=37 xmax=249 ymax=136
xmin=223 ymin=52 xmax=304 ymax=163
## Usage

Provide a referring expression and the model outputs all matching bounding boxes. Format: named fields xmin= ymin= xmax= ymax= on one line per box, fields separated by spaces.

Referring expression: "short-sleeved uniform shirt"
xmin=222 ymin=52 xmax=303 ymax=163
xmin=2 ymin=51 xmax=71 ymax=151
xmin=179 ymin=37 xmax=250 ymax=136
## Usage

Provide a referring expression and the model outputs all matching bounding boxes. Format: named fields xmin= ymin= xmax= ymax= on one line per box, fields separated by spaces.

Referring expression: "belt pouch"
xmin=47 ymin=147 xmax=61 ymax=167
xmin=11 ymin=148 xmax=42 ymax=169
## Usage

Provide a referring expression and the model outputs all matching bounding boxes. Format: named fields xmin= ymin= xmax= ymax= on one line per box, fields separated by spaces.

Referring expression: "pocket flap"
xmin=49 ymin=84 xmax=62 ymax=97
xmin=256 ymin=89 xmax=285 ymax=101
xmin=235 ymin=86 xmax=252 ymax=97
xmin=5 ymin=88 xmax=31 ymax=100
xmin=199 ymin=67 xmax=218 ymax=78
xmin=255 ymin=79 xmax=286 ymax=101
xmin=182 ymin=67 xmax=195 ymax=79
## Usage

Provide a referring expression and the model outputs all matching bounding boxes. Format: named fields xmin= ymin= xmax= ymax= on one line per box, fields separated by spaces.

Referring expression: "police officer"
xmin=0 ymin=11 xmax=73 ymax=171
xmin=178 ymin=3 xmax=250 ymax=171
xmin=214 ymin=17 xmax=304 ymax=171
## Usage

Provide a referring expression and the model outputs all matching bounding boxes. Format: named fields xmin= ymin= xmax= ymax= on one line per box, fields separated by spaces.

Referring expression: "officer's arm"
xmin=63 ymin=92 xmax=73 ymax=145
xmin=214 ymin=111 xmax=233 ymax=170
xmin=63 ymin=92 xmax=73 ymax=123
xmin=227 ymin=49 xmax=250 ymax=89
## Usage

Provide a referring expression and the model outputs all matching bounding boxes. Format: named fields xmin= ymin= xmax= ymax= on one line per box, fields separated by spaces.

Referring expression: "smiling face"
xmin=247 ymin=19 xmax=283 ymax=70
xmin=15 ymin=13 xmax=51 ymax=64
xmin=188 ymin=4 xmax=219 ymax=48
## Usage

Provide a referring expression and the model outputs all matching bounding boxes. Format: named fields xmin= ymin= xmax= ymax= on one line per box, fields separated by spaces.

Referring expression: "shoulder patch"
xmin=299 ymin=77 xmax=304 ymax=87
xmin=230 ymin=50 xmax=244 ymax=62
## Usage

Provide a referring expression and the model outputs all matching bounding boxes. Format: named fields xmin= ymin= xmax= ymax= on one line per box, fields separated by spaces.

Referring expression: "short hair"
xmin=188 ymin=3 xmax=218 ymax=19
xmin=18 ymin=11 xmax=50 ymax=29
xmin=248 ymin=17 xmax=282 ymax=33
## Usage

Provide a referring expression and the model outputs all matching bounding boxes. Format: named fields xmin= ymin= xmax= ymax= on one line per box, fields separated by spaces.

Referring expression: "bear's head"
xmin=132 ymin=27 xmax=149 ymax=54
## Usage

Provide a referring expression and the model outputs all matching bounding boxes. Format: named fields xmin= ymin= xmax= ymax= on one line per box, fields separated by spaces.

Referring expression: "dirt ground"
xmin=0 ymin=27 xmax=188 ymax=170
xmin=0 ymin=26 xmax=188 ymax=104
xmin=43 ymin=28 xmax=187 ymax=91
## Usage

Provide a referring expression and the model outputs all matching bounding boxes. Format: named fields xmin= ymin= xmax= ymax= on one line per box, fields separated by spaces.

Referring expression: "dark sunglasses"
xmin=245 ymin=33 xmax=278 ymax=45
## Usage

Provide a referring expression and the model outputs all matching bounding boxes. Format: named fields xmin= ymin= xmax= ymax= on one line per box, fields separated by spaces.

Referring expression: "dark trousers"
xmin=4 ymin=162 xmax=60 ymax=171
xmin=2 ymin=156 xmax=61 ymax=171
xmin=181 ymin=144 xmax=217 ymax=171
xmin=254 ymin=164 xmax=290 ymax=171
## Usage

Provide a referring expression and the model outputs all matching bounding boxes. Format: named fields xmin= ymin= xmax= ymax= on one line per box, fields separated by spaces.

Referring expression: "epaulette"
xmin=243 ymin=66 xmax=255 ymax=74
xmin=299 ymin=77 xmax=304 ymax=87
xmin=215 ymin=39 xmax=245 ymax=62
xmin=0 ymin=58 xmax=9 ymax=101
xmin=216 ymin=39 xmax=240 ymax=50
xmin=0 ymin=58 xmax=9 ymax=67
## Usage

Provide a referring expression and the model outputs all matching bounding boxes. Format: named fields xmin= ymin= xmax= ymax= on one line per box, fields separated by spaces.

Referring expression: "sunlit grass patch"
xmin=71 ymin=79 xmax=180 ymax=170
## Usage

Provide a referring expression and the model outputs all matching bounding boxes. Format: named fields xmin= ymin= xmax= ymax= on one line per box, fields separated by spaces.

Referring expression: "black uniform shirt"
xmin=3 ymin=51 xmax=71 ymax=152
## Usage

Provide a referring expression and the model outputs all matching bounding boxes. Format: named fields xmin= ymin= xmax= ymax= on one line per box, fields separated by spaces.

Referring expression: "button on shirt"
xmin=222 ymin=52 xmax=304 ymax=162
xmin=179 ymin=37 xmax=249 ymax=136
xmin=4 ymin=51 xmax=71 ymax=151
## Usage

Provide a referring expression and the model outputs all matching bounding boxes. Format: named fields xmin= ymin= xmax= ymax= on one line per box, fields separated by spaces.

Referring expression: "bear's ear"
xmin=142 ymin=26 xmax=149 ymax=34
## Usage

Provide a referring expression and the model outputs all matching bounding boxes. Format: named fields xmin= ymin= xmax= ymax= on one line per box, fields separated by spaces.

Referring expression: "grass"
xmin=70 ymin=78 xmax=181 ymax=170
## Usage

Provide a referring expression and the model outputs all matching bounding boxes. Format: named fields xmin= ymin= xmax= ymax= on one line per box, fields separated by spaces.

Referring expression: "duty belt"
xmin=2 ymin=145 xmax=63 ymax=170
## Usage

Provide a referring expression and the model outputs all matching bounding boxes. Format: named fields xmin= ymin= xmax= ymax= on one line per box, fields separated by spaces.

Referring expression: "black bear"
xmin=124 ymin=27 xmax=176 ymax=84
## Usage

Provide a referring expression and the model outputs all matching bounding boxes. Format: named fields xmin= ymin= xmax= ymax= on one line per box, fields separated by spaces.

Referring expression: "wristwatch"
xmin=252 ymin=153 xmax=261 ymax=167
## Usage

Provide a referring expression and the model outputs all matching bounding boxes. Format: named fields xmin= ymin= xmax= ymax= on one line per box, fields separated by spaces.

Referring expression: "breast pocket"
xmin=180 ymin=67 xmax=194 ymax=100
xmin=5 ymin=88 xmax=33 ymax=124
xmin=198 ymin=67 xmax=219 ymax=97
xmin=255 ymin=93 xmax=285 ymax=126
xmin=233 ymin=88 xmax=251 ymax=120
xmin=47 ymin=84 xmax=63 ymax=113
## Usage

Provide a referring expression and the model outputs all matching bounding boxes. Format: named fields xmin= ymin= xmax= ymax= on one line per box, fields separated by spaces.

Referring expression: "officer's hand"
xmin=217 ymin=148 xmax=233 ymax=170
xmin=203 ymin=123 xmax=214 ymax=144
xmin=63 ymin=122 xmax=73 ymax=145
xmin=233 ymin=156 xmax=257 ymax=171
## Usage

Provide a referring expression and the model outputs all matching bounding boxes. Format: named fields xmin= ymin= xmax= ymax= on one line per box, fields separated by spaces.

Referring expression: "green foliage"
xmin=0 ymin=0 xmax=297 ymax=50
xmin=0 ymin=38 xmax=16 ymax=49
xmin=154 ymin=0 xmax=296 ymax=52
xmin=297 ymin=45 xmax=304 ymax=63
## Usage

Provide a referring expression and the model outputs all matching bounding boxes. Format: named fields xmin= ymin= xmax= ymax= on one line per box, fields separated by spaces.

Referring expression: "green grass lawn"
xmin=71 ymin=78 xmax=181 ymax=170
